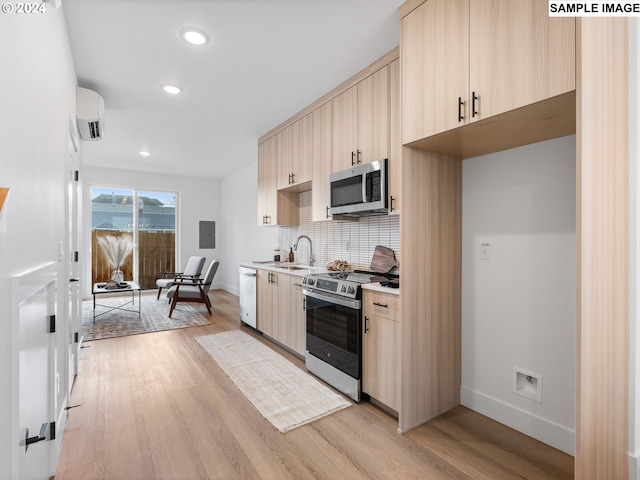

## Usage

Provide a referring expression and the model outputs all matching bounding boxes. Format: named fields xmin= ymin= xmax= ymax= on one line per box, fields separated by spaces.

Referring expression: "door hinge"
xmin=49 ymin=315 xmax=56 ymax=333
xmin=74 ymin=170 xmax=79 ymax=182
xmin=74 ymin=332 xmax=79 ymax=343
xmin=74 ymin=251 xmax=79 ymax=262
xmin=49 ymin=421 xmax=56 ymax=440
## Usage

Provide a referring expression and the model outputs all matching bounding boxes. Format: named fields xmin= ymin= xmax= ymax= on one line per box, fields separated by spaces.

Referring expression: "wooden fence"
xmin=92 ymin=230 xmax=175 ymax=290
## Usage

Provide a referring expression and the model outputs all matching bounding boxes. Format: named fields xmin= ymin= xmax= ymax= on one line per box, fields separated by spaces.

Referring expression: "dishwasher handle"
xmin=239 ymin=267 xmax=257 ymax=277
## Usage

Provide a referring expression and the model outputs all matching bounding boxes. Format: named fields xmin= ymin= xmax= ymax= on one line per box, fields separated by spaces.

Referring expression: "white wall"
xmin=461 ymin=135 xmax=576 ymax=455
xmin=0 ymin=6 xmax=77 ymax=477
xmin=218 ymin=161 xmax=278 ymax=295
xmin=81 ymin=166 xmax=222 ymax=297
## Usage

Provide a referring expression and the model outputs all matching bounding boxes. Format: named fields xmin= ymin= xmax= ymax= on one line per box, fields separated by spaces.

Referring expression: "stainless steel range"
xmin=302 ymin=271 xmax=389 ymax=402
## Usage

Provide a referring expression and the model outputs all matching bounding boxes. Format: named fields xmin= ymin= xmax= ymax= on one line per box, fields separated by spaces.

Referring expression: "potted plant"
xmin=97 ymin=234 xmax=134 ymax=282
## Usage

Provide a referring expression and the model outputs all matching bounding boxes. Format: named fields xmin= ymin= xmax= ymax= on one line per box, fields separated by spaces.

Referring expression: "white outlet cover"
xmin=513 ymin=367 xmax=543 ymax=403
xmin=480 ymin=242 xmax=491 ymax=260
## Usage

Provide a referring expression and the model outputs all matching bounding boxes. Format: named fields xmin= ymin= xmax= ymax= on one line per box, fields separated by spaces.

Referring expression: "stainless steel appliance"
xmin=238 ymin=266 xmax=257 ymax=328
xmin=303 ymin=271 xmax=389 ymax=402
xmin=329 ymin=159 xmax=387 ymax=216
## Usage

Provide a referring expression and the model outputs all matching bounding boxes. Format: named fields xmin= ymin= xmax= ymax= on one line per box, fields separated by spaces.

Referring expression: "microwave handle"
xmin=362 ymin=173 xmax=368 ymax=203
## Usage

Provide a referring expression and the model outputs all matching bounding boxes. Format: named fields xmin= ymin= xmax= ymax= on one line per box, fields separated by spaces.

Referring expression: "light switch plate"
xmin=480 ymin=242 xmax=491 ymax=260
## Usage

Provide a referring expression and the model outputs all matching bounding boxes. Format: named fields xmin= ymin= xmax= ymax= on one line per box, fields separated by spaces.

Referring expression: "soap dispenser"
xmin=288 ymin=247 xmax=294 ymax=263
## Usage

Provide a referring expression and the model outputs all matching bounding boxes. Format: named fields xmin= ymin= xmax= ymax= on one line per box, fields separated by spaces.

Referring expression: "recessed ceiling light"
xmin=139 ymin=150 xmax=151 ymax=157
xmin=162 ymin=84 xmax=182 ymax=95
xmin=181 ymin=27 xmax=208 ymax=46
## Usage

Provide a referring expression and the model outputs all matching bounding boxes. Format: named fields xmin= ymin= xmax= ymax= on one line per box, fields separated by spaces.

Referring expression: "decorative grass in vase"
xmin=97 ymin=234 xmax=134 ymax=282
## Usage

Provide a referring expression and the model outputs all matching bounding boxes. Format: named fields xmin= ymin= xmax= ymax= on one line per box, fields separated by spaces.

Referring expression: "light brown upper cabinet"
xmin=332 ymin=66 xmax=389 ymax=172
xmin=277 ymin=114 xmax=312 ymax=190
xmin=257 ymin=135 xmax=299 ymax=227
xmin=388 ymin=58 xmax=401 ymax=215
xmin=401 ymin=0 xmax=575 ymax=145
xmin=257 ymin=136 xmax=278 ymax=226
xmin=311 ymin=101 xmax=334 ymax=222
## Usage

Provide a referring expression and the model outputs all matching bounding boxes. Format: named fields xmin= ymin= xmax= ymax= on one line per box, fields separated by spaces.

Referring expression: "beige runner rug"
xmin=196 ymin=330 xmax=351 ymax=433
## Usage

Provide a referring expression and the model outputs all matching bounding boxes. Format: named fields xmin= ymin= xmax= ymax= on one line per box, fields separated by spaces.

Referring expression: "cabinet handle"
xmin=351 ymin=151 xmax=356 ymax=166
xmin=458 ymin=97 xmax=464 ymax=122
xmin=303 ymin=298 xmax=306 ymax=311
xmin=265 ymin=215 xmax=271 ymax=225
xmin=472 ymin=91 xmax=478 ymax=118
xmin=326 ymin=206 xmax=330 ymax=219
xmin=356 ymin=149 xmax=361 ymax=164
xmin=364 ymin=315 xmax=369 ymax=333
xmin=373 ymin=302 xmax=388 ymax=308
xmin=291 ymin=172 xmax=295 ymax=184
xmin=390 ymin=196 xmax=395 ymax=212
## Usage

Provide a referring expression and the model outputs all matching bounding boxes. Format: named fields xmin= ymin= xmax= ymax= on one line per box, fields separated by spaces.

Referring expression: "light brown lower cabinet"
xmin=256 ymin=269 xmax=306 ymax=357
xmin=289 ymin=277 xmax=307 ymax=357
xmin=362 ymin=290 xmax=400 ymax=411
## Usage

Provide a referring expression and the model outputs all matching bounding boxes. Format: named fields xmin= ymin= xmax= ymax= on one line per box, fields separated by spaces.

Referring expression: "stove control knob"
xmin=305 ymin=278 xmax=314 ymax=286
xmin=341 ymin=285 xmax=347 ymax=293
xmin=347 ymin=286 xmax=355 ymax=294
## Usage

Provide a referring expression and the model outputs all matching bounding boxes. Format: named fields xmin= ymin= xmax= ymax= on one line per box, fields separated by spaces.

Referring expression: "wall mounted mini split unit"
xmin=76 ymin=87 xmax=104 ymax=141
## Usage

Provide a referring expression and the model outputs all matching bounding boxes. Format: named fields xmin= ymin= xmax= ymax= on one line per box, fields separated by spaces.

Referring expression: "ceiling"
xmin=62 ymin=0 xmax=402 ymax=180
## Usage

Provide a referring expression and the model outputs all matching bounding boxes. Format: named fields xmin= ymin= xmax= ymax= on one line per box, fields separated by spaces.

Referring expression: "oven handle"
xmin=303 ymin=289 xmax=361 ymax=310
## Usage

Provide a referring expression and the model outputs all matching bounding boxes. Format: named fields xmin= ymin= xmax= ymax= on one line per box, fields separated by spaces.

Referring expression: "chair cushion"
xmin=156 ymin=278 xmax=174 ymax=288
xmin=167 ymin=284 xmax=203 ymax=300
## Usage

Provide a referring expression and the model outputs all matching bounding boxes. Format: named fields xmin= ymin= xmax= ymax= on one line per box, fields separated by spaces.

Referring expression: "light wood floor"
xmin=55 ymin=289 xmax=573 ymax=480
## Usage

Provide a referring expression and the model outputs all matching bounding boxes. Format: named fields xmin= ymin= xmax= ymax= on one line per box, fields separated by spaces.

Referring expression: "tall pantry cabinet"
xmin=400 ymin=0 xmax=630 ymax=478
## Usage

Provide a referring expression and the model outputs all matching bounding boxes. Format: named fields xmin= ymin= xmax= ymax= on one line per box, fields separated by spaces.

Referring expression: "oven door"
xmin=304 ymin=289 xmax=361 ymax=379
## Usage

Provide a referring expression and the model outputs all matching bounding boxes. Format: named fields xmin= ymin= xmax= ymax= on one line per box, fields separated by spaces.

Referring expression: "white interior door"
xmin=14 ymin=264 xmax=58 ymax=480
xmin=67 ymin=141 xmax=81 ymax=391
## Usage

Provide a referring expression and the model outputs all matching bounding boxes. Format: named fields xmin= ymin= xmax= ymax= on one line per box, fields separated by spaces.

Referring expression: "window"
xmin=91 ymin=187 xmax=177 ymax=289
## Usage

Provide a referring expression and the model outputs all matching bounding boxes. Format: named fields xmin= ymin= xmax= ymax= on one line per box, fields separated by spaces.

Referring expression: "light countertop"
xmin=362 ymin=282 xmax=400 ymax=295
xmin=241 ymin=262 xmax=400 ymax=294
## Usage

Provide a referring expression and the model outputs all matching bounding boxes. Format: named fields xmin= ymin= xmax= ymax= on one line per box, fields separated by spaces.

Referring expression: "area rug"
xmin=82 ymin=294 xmax=211 ymax=341
xmin=196 ymin=330 xmax=351 ymax=433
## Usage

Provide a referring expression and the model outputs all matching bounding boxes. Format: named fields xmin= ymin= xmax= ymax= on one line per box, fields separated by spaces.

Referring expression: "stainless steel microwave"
xmin=329 ymin=159 xmax=387 ymax=216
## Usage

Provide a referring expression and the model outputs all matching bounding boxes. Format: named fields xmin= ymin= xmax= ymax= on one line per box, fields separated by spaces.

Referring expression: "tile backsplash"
xmin=278 ymin=191 xmax=400 ymax=273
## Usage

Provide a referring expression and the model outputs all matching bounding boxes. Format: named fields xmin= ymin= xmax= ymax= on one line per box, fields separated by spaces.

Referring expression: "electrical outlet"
xmin=513 ymin=367 xmax=542 ymax=403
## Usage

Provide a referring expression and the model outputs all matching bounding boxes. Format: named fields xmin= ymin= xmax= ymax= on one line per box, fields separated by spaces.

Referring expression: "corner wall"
xmin=461 ymin=135 xmax=576 ymax=455
xmin=0 ymin=6 xmax=77 ymax=477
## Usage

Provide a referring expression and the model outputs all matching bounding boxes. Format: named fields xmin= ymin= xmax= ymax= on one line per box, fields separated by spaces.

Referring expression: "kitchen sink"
xmin=274 ymin=265 xmax=308 ymax=270
xmin=252 ymin=261 xmax=310 ymax=270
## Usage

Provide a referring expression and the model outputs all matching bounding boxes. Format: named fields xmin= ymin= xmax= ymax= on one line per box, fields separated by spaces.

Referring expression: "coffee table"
xmin=92 ymin=281 xmax=141 ymax=322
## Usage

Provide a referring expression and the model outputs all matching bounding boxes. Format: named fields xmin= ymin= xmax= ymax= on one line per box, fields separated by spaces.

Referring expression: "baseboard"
xmin=460 ymin=385 xmax=574 ymax=456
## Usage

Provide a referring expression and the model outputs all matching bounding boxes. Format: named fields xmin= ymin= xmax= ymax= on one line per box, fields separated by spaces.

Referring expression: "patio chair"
xmin=156 ymin=256 xmax=205 ymax=300
xmin=167 ymin=259 xmax=219 ymax=317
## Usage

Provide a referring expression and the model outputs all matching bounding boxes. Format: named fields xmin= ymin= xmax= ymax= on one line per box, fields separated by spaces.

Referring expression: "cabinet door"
xmin=256 ymin=270 xmax=274 ymax=336
xmin=311 ymin=102 xmax=333 ymax=222
xmin=469 ymin=0 xmax=575 ymax=121
xmin=276 ymin=126 xmax=294 ymax=190
xmin=357 ymin=66 xmax=389 ymax=165
xmin=363 ymin=313 xmax=399 ymax=411
xmin=290 ymin=277 xmax=307 ymax=356
xmin=257 ymin=136 xmax=278 ymax=226
xmin=293 ymin=113 xmax=313 ymax=185
xmin=401 ymin=0 xmax=469 ymax=144
xmin=331 ymin=85 xmax=358 ymax=172
xmin=388 ymin=58 xmax=401 ymax=215
xmin=270 ymin=271 xmax=290 ymax=346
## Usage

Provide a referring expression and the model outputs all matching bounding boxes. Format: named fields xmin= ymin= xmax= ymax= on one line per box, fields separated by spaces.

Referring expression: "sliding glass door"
xmin=90 ymin=187 xmax=176 ymax=289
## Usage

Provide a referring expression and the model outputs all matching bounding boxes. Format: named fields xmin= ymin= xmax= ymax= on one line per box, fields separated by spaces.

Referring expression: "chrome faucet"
xmin=293 ymin=235 xmax=315 ymax=266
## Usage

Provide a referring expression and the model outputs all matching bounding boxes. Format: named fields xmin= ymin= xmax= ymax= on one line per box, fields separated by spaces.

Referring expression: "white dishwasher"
xmin=238 ymin=266 xmax=257 ymax=328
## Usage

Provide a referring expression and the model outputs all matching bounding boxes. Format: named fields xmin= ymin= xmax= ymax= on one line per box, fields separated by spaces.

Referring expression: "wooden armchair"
xmin=156 ymin=256 xmax=205 ymax=299
xmin=167 ymin=259 xmax=219 ymax=317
